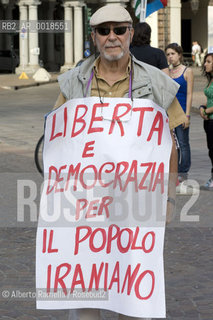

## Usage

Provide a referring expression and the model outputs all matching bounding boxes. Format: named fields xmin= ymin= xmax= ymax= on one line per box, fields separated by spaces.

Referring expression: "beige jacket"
xmin=55 ymin=55 xmax=187 ymax=129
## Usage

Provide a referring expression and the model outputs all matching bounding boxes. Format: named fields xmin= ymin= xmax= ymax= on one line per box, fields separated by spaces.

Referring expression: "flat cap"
xmin=90 ymin=4 xmax=133 ymax=27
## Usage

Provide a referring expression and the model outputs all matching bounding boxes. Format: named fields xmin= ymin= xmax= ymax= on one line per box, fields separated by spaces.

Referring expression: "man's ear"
xmin=91 ymin=31 xmax=96 ymax=46
xmin=130 ymin=28 xmax=134 ymax=44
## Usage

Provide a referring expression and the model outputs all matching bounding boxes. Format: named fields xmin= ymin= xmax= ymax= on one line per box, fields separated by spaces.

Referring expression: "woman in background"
xmin=166 ymin=43 xmax=194 ymax=185
xmin=199 ymin=53 xmax=213 ymax=190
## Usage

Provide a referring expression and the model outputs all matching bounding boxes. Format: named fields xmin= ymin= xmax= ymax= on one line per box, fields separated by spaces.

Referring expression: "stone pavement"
xmin=0 ymin=67 xmax=212 ymax=320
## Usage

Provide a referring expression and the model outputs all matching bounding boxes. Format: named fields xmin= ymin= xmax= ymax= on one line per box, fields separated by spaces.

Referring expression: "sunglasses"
xmin=95 ymin=26 xmax=130 ymax=36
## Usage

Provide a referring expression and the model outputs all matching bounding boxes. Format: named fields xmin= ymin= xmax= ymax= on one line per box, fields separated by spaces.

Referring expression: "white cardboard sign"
xmin=36 ymin=97 xmax=172 ymax=318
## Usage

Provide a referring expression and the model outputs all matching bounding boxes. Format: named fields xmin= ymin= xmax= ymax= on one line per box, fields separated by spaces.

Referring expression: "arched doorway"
xmin=181 ymin=0 xmax=210 ymax=54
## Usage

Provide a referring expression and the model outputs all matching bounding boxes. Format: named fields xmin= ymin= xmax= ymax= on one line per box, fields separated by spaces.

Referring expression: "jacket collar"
xmin=131 ymin=54 xmax=151 ymax=89
xmin=77 ymin=53 xmax=151 ymax=92
xmin=78 ymin=55 xmax=96 ymax=85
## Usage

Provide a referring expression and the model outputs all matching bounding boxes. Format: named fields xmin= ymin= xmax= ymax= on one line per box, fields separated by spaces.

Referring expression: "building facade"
xmin=0 ymin=0 xmax=212 ymax=74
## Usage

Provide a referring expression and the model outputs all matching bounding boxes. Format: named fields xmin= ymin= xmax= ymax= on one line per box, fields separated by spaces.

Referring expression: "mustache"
xmin=104 ymin=43 xmax=122 ymax=48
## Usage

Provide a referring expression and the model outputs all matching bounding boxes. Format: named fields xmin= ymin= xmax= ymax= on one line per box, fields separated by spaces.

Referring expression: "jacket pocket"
xmin=132 ymin=83 xmax=153 ymax=99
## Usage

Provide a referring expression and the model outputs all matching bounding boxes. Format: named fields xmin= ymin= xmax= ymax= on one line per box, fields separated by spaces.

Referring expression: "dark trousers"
xmin=204 ymin=119 xmax=213 ymax=177
xmin=175 ymin=125 xmax=191 ymax=178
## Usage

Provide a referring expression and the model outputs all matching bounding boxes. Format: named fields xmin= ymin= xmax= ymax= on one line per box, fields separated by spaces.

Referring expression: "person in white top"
xmin=192 ymin=41 xmax=201 ymax=67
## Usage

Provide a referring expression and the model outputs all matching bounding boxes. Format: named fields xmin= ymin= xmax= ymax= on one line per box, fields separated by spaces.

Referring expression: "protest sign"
xmin=36 ymin=97 xmax=172 ymax=318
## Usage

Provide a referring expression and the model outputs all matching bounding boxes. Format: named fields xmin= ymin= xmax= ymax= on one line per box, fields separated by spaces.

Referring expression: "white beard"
xmin=102 ymin=50 xmax=125 ymax=61
xmin=96 ymin=37 xmax=130 ymax=62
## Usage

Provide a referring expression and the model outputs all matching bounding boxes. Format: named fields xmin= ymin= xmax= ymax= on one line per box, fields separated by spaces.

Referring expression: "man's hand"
xmin=166 ymin=197 xmax=176 ymax=225
xmin=182 ymin=117 xmax=190 ymax=129
xmin=166 ymin=131 xmax=178 ymax=224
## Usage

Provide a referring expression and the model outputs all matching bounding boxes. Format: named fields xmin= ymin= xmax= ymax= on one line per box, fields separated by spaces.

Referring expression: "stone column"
xmin=16 ymin=4 xmax=29 ymax=74
xmin=60 ymin=1 xmax=74 ymax=72
xmin=73 ymin=2 xmax=83 ymax=64
xmin=146 ymin=11 xmax=158 ymax=48
xmin=169 ymin=0 xmax=181 ymax=45
xmin=5 ymin=3 xmax=14 ymax=50
xmin=46 ymin=1 xmax=56 ymax=70
xmin=28 ymin=2 xmax=40 ymax=73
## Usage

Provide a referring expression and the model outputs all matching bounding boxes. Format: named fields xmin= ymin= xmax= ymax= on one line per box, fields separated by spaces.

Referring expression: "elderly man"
xmin=52 ymin=4 xmax=185 ymax=320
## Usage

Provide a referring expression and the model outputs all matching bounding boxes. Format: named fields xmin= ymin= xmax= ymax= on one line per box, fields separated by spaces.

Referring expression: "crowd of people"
xmin=130 ymin=22 xmax=212 ymax=193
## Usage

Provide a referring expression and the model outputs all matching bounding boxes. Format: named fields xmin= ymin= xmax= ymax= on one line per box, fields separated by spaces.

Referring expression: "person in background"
xmin=199 ymin=53 xmax=213 ymax=190
xmin=130 ymin=22 xmax=169 ymax=75
xmin=200 ymin=47 xmax=208 ymax=66
xmin=166 ymin=43 xmax=194 ymax=189
xmin=192 ymin=41 xmax=201 ymax=67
